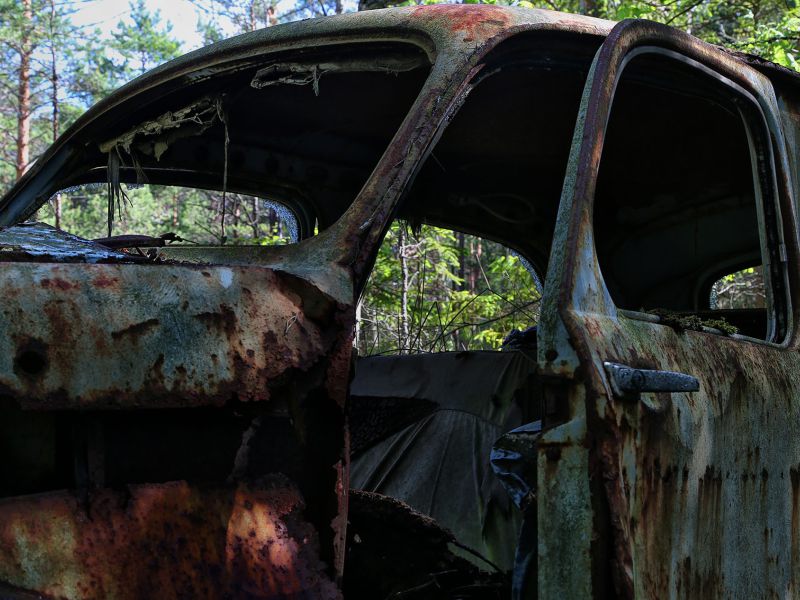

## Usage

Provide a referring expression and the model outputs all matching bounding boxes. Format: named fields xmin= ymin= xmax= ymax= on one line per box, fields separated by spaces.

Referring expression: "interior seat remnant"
xmin=350 ymin=350 xmax=540 ymax=572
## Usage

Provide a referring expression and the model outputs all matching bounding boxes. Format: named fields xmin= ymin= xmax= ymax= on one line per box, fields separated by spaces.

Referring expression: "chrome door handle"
xmin=603 ymin=362 xmax=700 ymax=396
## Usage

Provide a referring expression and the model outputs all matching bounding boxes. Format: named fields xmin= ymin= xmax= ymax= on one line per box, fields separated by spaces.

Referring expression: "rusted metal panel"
xmin=573 ymin=313 xmax=800 ymax=598
xmin=539 ymin=17 xmax=800 ymax=600
xmin=0 ymin=478 xmax=341 ymax=599
xmin=0 ymin=223 xmax=144 ymax=265
xmin=0 ymin=259 xmax=340 ymax=410
xmin=536 ymin=399 xmax=594 ymax=599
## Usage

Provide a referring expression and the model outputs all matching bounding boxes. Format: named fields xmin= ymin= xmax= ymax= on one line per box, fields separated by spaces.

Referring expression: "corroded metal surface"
xmin=539 ymin=17 xmax=800 ymax=600
xmin=0 ymin=223 xmax=142 ymax=264
xmin=0 ymin=260 xmax=339 ymax=410
xmin=0 ymin=478 xmax=341 ymax=599
xmin=582 ymin=314 xmax=800 ymax=598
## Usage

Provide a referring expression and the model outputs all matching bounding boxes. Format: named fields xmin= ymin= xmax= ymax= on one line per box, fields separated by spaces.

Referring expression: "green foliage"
xmin=111 ymin=0 xmax=181 ymax=77
xmin=646 ymin=309 xmax=739 ymax=335
xmin=36 ymin=184 xmax=296 ymax=247
xmin=712 ymin=266 xmax=766 ymax=310
xmin=69 ymin=34 xmax=126 ymax=105
xmin=702 ymin=318 xmax=739 ymax=335
xmin=197 ymin=0 xmax=274 ymax=31
xmin=358 ymin=222 xmax=541 ymax=355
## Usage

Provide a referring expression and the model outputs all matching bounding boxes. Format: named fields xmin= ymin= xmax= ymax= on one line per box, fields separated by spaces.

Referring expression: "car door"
xmin=537 ymin=19 xmax=800 ymax=599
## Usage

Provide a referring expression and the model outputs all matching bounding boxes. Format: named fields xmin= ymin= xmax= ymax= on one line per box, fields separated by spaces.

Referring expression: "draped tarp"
xmin=350 ymin=350 xmax=539 ymax=571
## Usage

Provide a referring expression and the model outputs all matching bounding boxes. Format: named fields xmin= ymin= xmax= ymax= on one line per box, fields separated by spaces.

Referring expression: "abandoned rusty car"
xmin=1 ymin=4 xmax=800 ymax=599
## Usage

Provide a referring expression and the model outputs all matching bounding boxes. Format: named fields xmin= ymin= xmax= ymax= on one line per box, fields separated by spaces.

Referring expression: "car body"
xmin=1 ymin=5 xmax=799 ymax=599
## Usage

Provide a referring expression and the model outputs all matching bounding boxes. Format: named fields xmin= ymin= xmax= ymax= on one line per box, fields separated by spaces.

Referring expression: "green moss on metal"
xmin=646 ymin=309 xmax=738 ymax=335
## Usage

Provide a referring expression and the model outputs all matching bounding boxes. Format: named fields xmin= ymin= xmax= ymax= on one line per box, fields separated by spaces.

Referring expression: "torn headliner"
xmin=49 ymin=42 xmax=434 ymax=239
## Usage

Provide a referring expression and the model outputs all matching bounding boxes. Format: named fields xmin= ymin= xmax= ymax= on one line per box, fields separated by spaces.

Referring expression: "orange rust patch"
xmin=40 ymin=277 xmax=78 ymax=291
xmin=92 ymin=275 xmax=119 ymax=289
xmin=0 ymin=479 xmax=341 ymax=600
xmin=410 ymin=4 xmax=512 ymax=39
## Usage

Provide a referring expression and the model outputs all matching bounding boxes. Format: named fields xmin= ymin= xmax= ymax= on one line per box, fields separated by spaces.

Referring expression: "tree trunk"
xmin=354 ymin=300 xmax=362 ymax=353
xmin=398 ymin=226 xmax=409 ymax=353
xmin=268 ymin=208 xmax=277 ymax=238
xmin=456 ymin=231 xmax=466 ymax=291
xmin=467 ymin=238 xmax=476 ymax=292
xmin=49 ymin=0 xmax=61 ymax=228
xmin=15 ymin=0 xmax=33 ymax=180
xmin=233 ymin=196 xmax=241 ymax=240
xmin=248 ymin=0 xmax=257 ymax=31
xmin=251 ymin=197 xmax=259 ymax=238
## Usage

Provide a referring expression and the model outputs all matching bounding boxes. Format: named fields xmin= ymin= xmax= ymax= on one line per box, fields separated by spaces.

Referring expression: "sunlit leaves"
xmin=358 ymin=222 xmax=541 ymax=355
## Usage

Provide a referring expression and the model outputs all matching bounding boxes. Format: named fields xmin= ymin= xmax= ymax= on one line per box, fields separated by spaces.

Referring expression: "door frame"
xmin=536 ymin=19 xmax=800 ymax=599
xmin=538 ymin=19 xmax=797 ymax=378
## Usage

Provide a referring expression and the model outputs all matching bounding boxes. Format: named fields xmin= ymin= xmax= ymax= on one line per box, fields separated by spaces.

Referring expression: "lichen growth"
xmin=700 ymin=318 xmax=739 ymax=336
xmin=646 ymin=309 xmax=738 ymax=336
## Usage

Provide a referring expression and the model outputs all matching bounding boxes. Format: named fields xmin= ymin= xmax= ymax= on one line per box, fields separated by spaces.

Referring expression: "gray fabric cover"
xmin=350 ymin=350 xmax=538 ymax=571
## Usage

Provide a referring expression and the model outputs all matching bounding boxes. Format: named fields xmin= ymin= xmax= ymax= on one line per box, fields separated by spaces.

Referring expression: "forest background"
xmin=0 ymin=0 xmax=795 ymax=354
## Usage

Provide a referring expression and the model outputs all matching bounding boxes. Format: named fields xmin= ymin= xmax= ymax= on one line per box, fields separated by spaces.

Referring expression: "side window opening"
xmin=356 ymin=221 xmax=541 ymax=356
xmin=593 ymin=52 xmax=786 ymax=342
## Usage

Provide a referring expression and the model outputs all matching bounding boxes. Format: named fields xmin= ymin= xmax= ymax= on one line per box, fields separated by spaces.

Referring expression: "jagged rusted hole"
xmin=15 ymin=341 xmax=48 ymax=377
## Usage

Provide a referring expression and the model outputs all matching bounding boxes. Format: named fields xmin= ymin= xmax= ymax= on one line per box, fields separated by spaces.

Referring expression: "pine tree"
xmin=0 ymin=0 xmax=42 ymax=181
xmin=112 ymin=0 xmax=181 ymax=77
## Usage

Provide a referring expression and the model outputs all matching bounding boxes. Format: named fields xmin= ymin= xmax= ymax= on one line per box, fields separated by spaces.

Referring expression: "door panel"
xmin=538 ymin=19 xmax=800 ymax=599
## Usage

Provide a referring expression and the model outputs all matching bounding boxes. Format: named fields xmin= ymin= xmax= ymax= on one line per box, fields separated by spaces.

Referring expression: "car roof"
xmin=56 ymin=5 xmax=800 ymax=138
xmin=59 ymin=5 xmax=615 ymax=144
xmin=2 ymin=5 xmax=795 ymax=218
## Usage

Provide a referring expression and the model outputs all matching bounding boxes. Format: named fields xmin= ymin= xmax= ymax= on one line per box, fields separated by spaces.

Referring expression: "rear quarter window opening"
xmin=38 ymin=183 xmax=302 ymax=247
xmin=710 ymin=266 xmax=766 ymax=310
xmin=357 ymin=220 xmax=542 ymax=357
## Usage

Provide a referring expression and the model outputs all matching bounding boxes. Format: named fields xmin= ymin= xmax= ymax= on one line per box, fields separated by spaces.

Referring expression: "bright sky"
xmin=69 ymin=0 xmax=218 ymax=50
xmin=68 ymin=0 xmax=358 ymax=52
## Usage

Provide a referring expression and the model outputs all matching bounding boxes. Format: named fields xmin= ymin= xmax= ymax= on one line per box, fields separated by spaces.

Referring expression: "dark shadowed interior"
xmin=398 ymin=39 xmax=779 ymax=339
xmin=595 ymin=53 xmax=762 ymax=313
xmin=398 ymin=33 xmax=600 ymax=276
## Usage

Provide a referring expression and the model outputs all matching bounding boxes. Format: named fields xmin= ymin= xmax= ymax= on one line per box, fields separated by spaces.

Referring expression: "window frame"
xmin=45 ymin=181 xmax=307 ymax=246
xmin=594 ymin=46 xmax=790 ymax=345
